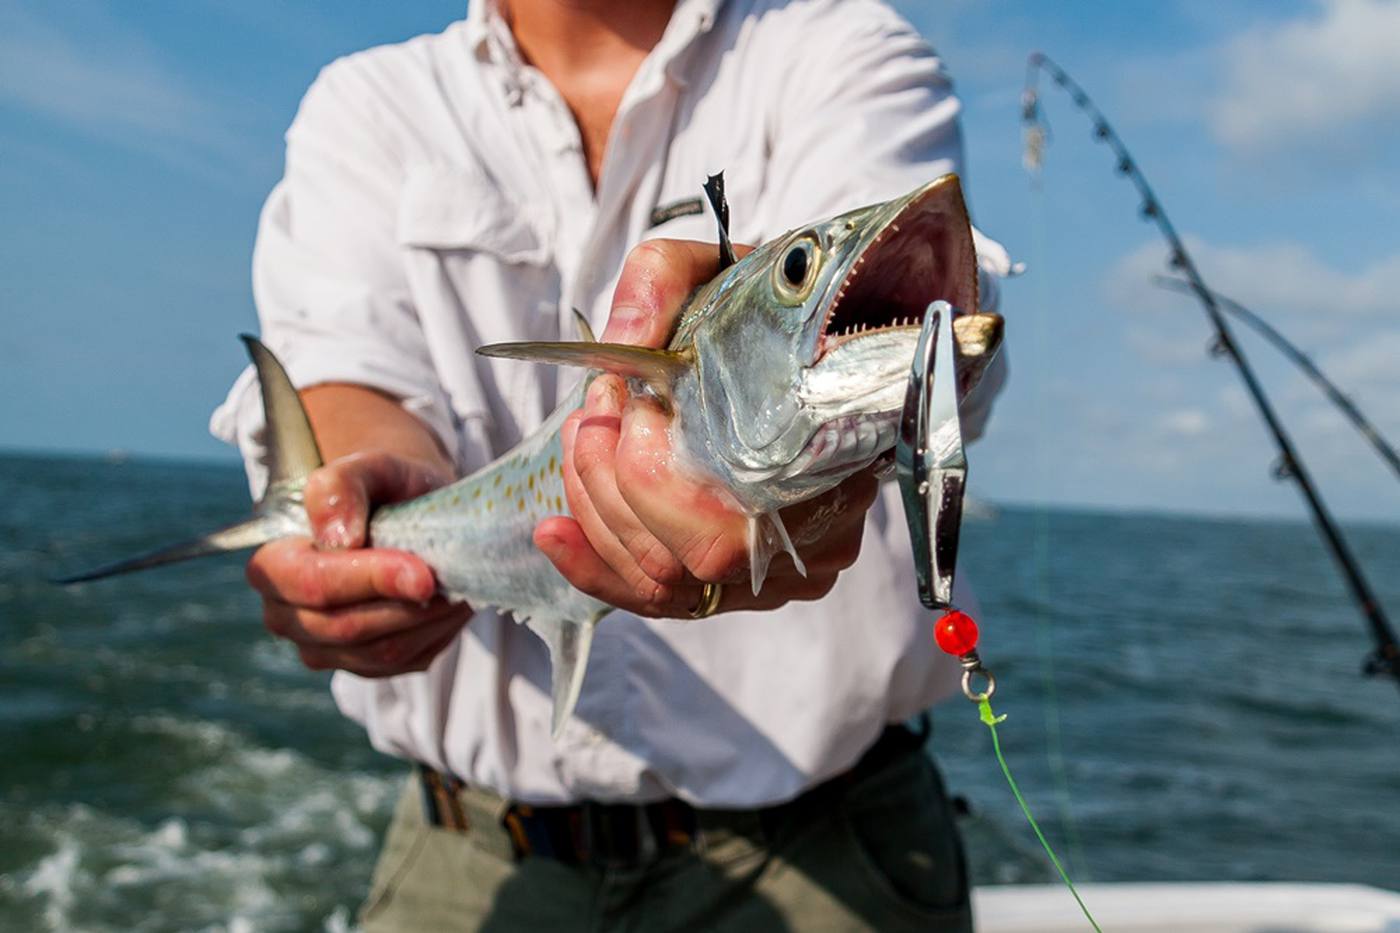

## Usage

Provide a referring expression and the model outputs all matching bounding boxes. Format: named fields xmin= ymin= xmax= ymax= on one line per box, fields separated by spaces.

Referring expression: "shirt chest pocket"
xmin=395 ymin=165 xmax=563 ymax=453
xmin=397 ymin=165 xmax=549 ymax=263
xmin=396 ymin=165 xmax=561 ymax=345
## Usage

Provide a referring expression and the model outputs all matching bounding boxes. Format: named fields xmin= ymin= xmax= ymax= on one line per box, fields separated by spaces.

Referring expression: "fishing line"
xmin=932 ymin=611 xmax=1102 ymax=932
xmin=899 ymin=299 xmax=1098 ymax=924
xmin=980 ymin=698 xmax=1102 ymax=933
xmin=1025 ymin=111 xmax=1089 ymax=881
xmin=1021 ymin=51 xmax=1400 ymax=693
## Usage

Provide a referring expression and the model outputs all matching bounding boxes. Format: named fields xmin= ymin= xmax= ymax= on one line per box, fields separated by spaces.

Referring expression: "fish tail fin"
xmin=54 ymin=335 xmax=321 ymax=585
xmin=537 ymin=615 xmax=600 ymax=739
xmin=239 ymin=333 xmax=324 ymax=491
xmin=52 ymin=516 xmax=288 ymax=584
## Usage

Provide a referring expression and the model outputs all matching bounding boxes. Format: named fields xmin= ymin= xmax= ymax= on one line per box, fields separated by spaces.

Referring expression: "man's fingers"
xmin=535 ymin=517 xmax=690 ymax=615
xmin=562 ymin=406 xmax=668 ymax=600
xmin=603 ymin=239 xmax=754 ymax=346
xmin=246 ymin=538 xmax=437 ymax=609
xmin=295 ymin=608 xmax=470 ymax=677
xmin=569 ymin=377 xmax=687 ymax=589
xmin=536 ymin=516 xmax=840 ymax=619
xmin=303 ymin=452 xmax=451 ymax=549
xmin=263 ymin=595 xmax=463 ymax=647
xmin=613 ymin=397 xmax=750 ymax=583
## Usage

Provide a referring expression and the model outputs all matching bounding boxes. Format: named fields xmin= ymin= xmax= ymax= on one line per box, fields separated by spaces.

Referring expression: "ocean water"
xmin=2 ymin=452 xmax=1397 ymax=930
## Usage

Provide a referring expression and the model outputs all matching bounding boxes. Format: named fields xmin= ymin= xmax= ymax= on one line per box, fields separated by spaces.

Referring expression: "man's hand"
xmin=245 ymin=386 xmax=472 ymax=677
xmin=535 ymin=240 xmax=879 ymax=618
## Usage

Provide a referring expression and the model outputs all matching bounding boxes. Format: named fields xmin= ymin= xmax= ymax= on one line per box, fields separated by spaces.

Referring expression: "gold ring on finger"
xmin=688 ymin=581 xmax=724 ymax=619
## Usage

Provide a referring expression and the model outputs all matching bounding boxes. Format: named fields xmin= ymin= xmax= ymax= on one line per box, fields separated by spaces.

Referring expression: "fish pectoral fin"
xmin=476 ymin=341 xmax=691 ymax=398
xmin=531 ymin=614 xmax=601 ymax=740
xmin=746 ymin=511 xmax=807 ymax=597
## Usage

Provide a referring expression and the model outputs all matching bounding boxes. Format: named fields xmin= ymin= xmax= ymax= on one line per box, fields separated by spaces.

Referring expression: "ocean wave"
xmin=4 ymin=716 xmax=399 ymax=932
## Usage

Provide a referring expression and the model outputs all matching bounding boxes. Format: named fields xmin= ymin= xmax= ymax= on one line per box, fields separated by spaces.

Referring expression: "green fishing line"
xmin=979 ymin=697 xmax=1102 ymax=933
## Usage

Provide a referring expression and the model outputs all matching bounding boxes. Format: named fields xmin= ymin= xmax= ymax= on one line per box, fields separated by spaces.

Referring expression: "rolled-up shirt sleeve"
xmin=210 ymin=61 xmax=457 ymax=498
xmin=756 ymin=0 xmax=1011 ymax=441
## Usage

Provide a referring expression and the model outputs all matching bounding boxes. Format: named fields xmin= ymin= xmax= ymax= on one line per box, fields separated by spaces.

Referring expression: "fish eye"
xmin=772 ymin=235 xmax=819 ymax=303
xmin=783 ymin=244 xmax=809 ymax=286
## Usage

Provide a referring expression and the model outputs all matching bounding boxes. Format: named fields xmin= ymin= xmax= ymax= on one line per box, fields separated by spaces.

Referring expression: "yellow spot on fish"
xmin=494 ymin=475 xmax=501 ymax=487
xmin=535 ymin=490 xmax=542 ymax=504
xmin=517 ymin=498 xmax=526 ymax=512
xmin=555 ymin=496 xmax=564 ymax=511
xmin=504 ymin=484 xmax=512 ymax=497
xmin=473 ymin=488 xmax=481 ymax=499
xmin=528 ymin=475 xmax=535 ymax=491
xmin=450 ymin=493 xmax=460 ymax=505
xmin=549 ymin=455 xmax=558 ymax=474
xmin=486 ymin=500 xmax=494 ymax=511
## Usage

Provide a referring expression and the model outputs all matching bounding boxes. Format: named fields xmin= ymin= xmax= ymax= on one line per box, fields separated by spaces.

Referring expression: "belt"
xmin=417 ymin=720 xmax=926 ymax=869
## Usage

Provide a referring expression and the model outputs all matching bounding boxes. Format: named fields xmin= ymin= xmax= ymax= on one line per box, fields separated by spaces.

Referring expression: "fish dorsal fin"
xmin=240 ymin=334 xmax=323 ymax=494
xmin=702 ymin=172 xmax=737 ymax=271
xmin=477 ymin=341 xmax=692 ymax=398
xmin=571 ymin=308 xmax=597 ymax=343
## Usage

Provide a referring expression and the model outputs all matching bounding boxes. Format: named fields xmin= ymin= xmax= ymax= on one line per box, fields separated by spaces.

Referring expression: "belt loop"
xmin=636 ymin=807 xmax=659 ymax=865
xmin=502 ymin=805 xmax=534 ymax=857
xmin=418 ymin=765 xmax=470 ymax=833
xmin=417 ymin=765 xmax=442 ymax=826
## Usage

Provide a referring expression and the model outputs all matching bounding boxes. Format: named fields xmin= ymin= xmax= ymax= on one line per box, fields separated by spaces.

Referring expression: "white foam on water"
xmin=10 ymin=714 xmax=400 ymax=932
xmin=22 ymin=832 xmax=83 ymax=930
xmin=249 ymin=638 xmax=306 ymax=674
xmin=236 ymin=677 xmax=337 ymax=712
xmin=129 ymin=712 xmax=234 ymax=751
xmin=174 ymin=601 xmax=215 ymax=624
xmin=323 ymin=906 xmax=354 ymax=933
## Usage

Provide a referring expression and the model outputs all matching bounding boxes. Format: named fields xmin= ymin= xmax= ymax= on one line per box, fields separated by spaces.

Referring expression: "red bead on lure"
xmin=933 ymin=610 xmax=979 ymax=657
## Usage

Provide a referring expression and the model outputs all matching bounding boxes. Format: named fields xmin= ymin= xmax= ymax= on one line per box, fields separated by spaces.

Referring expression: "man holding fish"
xmin=211 ymin=0 xmax=1012 ymax=928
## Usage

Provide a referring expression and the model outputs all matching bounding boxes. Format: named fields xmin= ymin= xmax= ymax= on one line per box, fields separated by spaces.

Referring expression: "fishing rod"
xmin=1022 ymin=52 xmax=1400 ymax=691
xmin=1154 ymin=276 xmax=1400 ymax=482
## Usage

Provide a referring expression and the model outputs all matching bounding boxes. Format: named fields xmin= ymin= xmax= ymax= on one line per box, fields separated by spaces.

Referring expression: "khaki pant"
xmin=360 ymin=745 xmax=971 ymax=932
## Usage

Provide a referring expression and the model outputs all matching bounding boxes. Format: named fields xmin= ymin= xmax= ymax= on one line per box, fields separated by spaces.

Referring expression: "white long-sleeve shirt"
xmin=211 ymin=0 xmax=1011 ymax=807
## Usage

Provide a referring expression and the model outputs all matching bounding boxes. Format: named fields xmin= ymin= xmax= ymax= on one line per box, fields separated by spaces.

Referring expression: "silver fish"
xmin=58 ymin=174 xmax=1004 ymax=737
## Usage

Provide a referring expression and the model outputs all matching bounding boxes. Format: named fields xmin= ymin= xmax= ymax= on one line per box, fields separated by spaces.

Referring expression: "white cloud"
xmin=1208 ymin=0 xmax=1400 ymax=158
xmin=1094 ymin=232 xmax=1400 ymax=512
xmin=1160 ymin=408 xmax=1210 ymax=437
xmin=1106 ymin=235 xmax=1400 ymax=320
xmin=1324 ymin=330 xmax=1400 ymax=387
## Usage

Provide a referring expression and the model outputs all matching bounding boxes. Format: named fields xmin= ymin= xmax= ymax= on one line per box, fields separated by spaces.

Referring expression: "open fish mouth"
xmin=785 ymin=177 xmax=1004 ymax=484
xmin=818 ymin=176 xmax=981 ymax=360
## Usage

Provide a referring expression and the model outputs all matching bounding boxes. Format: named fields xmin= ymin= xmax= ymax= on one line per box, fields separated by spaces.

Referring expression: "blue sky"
xmin=3 ymin=0 xmax=1398 ymax=522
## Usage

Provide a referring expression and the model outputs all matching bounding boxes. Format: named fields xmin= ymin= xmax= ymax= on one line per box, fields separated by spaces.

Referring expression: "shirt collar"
xmin=463 ymin=0 xmax=724 ymax=81
xmin=464 ymin=0 xmax=522 ymax=70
